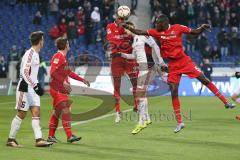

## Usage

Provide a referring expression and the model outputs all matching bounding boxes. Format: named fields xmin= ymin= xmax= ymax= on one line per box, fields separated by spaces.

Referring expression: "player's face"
xmin=155 ymin=20 xmax=168 ymax=31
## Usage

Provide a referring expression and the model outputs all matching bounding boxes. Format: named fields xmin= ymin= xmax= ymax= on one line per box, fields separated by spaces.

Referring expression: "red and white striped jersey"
xmin=19 ymin=48 xmax=39 ymax=88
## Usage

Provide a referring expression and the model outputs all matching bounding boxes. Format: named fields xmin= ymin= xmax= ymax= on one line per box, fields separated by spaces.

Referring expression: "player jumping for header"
xmin=122 ymin=14 xmax=235 ymax=133
xmin=121 ymin=22 xmax=166 ymax=134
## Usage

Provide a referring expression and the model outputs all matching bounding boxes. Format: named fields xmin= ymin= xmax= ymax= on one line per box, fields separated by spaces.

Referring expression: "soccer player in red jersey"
xmin=122 ymin=14 xmax=235 ymax=133
xmin=47 ymin=37 xmax=90 ymax=143
xmin=106 ymin=10 xmax=138 ymax=123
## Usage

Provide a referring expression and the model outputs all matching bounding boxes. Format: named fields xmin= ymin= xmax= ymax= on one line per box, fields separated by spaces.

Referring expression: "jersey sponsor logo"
xmin=160 ymin=35 xmax=177 ymax=39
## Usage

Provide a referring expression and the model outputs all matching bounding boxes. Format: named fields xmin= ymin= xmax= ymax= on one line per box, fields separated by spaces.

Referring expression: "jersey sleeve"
xmin=145 ymin=36 xmax=157 ymax=47
xmin=21 ymin=51 xmax=36 ymax=87
xmin=147 ymin=29 xmax=158 ymax=38
xmin=177 ymin=24 xmax=192 ymax=34
xmin=121 ymin=53 xmax=136 ymax=59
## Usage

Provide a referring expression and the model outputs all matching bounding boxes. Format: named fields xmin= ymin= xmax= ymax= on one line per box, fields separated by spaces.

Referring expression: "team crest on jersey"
xmin=53 ymin=58 xmax=59 ymax=64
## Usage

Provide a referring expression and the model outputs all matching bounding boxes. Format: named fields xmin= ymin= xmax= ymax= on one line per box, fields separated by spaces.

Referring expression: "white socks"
xmin=138 ymin=98 xmax=149 ymax=125
xmin=9 ymin=115 xmax=22 ymax=139
xmin=32 ymin=117 xmax=42 ymax=139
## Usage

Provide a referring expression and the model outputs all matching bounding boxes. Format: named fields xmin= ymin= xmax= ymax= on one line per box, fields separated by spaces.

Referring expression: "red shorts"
xmin=111 ymin=56 xmax=138 ymax=77
xmin=168 ymin=56 xmax=202 ymax=84
xmin=50 ymin=88 xmax=69 ymax=108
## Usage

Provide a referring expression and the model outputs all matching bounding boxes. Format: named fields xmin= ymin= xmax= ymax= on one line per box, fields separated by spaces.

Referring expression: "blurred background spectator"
xmin=0 ymin=54 xmax=8 ymax=78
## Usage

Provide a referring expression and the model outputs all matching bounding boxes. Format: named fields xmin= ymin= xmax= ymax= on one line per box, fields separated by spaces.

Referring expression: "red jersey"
xmin=147 ymin=24 xmax=191 ymax=59
xmin=106 ymin=22 xmax=132 ymax=54
xmin=50 ymin=51 xmax=84 ymax=93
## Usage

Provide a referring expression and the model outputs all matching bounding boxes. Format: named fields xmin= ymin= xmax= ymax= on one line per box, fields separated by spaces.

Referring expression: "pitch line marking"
xmin=57 ymin=108 xmax=133 ymax=129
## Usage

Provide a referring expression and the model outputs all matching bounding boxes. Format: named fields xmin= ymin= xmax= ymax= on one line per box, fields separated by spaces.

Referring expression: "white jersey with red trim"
xmin=19 ymin=48 xmax=39 ymax=88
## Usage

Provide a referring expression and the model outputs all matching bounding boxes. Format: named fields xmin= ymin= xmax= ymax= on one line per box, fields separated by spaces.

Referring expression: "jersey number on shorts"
xmin=21 ymin=101 xmax=26 ymax=108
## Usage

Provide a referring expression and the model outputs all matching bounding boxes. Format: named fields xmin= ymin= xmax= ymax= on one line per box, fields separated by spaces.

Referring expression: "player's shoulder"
xmin=106 ymin=22 xmax=115 ymax=28
xmin=22 ymin=48 xmax=34 ymax=59
xmin=51 ymin=52 xmax=65 ymax=64
xmin=172 ymin=24 xmax=189 ymax=29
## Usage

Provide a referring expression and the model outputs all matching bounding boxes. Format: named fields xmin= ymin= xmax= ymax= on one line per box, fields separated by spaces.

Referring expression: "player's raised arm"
xmin=122 ymin=23 xmax=149 ymax=36
xmin=190 ymin=24 xmax=211 ymax=35
xmin=121 ymin=53 xmax=136 ymax=59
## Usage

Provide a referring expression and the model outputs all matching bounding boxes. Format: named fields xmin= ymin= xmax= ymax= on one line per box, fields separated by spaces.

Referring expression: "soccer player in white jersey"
xmin=6 ymin=31 xmax=53 ymax=147
xmin=121 ymin=22 xmax=166 ymax=134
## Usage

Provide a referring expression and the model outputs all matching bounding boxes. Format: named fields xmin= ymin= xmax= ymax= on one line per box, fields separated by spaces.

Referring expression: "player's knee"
xmin=17 ymin=110 xmax=27 ymax=120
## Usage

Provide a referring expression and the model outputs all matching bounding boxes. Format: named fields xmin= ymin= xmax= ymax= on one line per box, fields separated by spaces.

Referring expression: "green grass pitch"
xmin=0 ymin=95 xmax=239 ymax=160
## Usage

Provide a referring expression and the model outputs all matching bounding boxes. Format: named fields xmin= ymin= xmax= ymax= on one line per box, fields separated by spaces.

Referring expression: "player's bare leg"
xmin=6 ymin=110 xmax=26 ymax=147
xmin=31 ymin=106 xmax=53 ymax=147
xmin=169 ymin=83 xmax=185 ymax=133
xmin=197 ymin=74 xmax=235 ymax=109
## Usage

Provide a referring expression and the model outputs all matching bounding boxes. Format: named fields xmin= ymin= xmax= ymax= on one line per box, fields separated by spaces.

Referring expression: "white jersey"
xmin=19 ymin=48 xmax=40 ymax=88
xmin=122 ymin=35 xmax=163 ymax=65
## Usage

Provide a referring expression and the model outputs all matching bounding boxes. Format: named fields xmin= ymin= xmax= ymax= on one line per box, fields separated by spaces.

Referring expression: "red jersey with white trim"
xmin=147 ymin=24 xmax=191 ymax=59
xmin=19 ymin=48 xmax=39 ymax=88
xmin=106 ymin=22 xmax=132 ymax=54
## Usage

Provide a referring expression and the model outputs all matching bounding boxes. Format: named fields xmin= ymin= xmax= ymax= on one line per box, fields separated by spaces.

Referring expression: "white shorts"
xmin=15 ymin=87 xmax=40 ymax=111
xmin=137 ymin=70 xmax=151 ymax=89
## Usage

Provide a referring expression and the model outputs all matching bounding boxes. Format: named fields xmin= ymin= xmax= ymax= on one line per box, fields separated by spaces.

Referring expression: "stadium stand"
xmin=0 ymin=0 xmax=240 ymax=67
xmin=0 ymin=0 xmax=115 ymax=64
xmin=150 ymin=0 xmax=240 ymax=66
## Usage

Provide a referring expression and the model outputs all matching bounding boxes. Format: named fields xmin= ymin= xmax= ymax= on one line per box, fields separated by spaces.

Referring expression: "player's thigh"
xmin=15 ymin=90 xmax=30 ymax=112
xmin=167 ymin=71 xmax=182 ymax=84
xmin=27 ymin=88 xmax=40 ymax=108
xmin=184 ymin=61 xmax=202 ymax=79
xmin=111 ymin=57 xmax=125 ymax=77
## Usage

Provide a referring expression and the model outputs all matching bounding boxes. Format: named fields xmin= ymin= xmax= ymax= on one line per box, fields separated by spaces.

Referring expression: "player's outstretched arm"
xmin=69 ymin=71 xmax=90 ymax=87
xmin=122 ymin=23 xmax=148 ymax=35
xmin=121 ymin=53 xmax=136 ymax=59
xmin=190 ymin=24 xmax=211 ymax=35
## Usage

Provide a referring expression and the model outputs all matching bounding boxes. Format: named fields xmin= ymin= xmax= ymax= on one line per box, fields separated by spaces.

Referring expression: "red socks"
xmin=172 ymin=96 xmax=182 ymax=124
xmin=206 ymin=82 xmax=228 ymax=105
xmin=62 ymin=112 xmax=73 ymax=138
xmin=48 ymin=114 xmax=59 ymax=137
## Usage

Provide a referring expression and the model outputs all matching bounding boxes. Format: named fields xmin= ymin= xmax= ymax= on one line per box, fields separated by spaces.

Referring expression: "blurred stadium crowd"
xmin=150 ymin=0 xmax=240 ymax=66
xmin=0 ymin=0 xmax=240 ymax=79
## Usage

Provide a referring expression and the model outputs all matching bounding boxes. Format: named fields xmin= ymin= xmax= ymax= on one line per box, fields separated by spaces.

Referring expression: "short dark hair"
xmin=56 ymin=37 xmax=68 ymax=50
xmin=30 ymin=31 xmax=44 ymax=45
xmin=156 ymin=14 xmax=169 ymax=23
